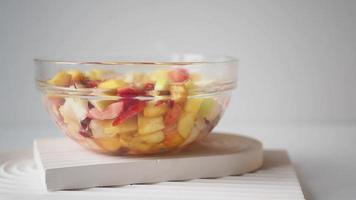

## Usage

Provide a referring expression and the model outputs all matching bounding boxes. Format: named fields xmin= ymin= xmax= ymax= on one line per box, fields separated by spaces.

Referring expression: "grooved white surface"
xmin=0 ymin=148 xmax=305 ymax=199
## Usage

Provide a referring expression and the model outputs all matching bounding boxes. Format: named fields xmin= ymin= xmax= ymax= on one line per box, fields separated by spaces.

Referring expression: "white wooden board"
xmin=33 ymin=133 xmax=263 ymax=191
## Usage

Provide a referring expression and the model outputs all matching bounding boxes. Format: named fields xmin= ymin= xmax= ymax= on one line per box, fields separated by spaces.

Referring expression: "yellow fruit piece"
xmin=96 ymin=137 xmax=121 ymax=152
xmin=163 ymin=130 xmax=184 ymax=148
xmin=66 ymin=70 xmax=84 ymax=82
xmin=87 ymin=69 xmax=110 ymax=81
xmin=184 ymin=98 xmax=203 ymax=117
xmin=104 ymin=117 xmax=138 ymax=136
xmin=152 ymin=70 xmax=169 ymax=91
xmin=129 ymin=137 xmax=152 ymax=152
xmin=177 ymin=112 xmax=195 ymax=139
xmin=98 ymin=79 xmax=128 ymax=89
xmin=140 ymin=131 xmax=165 ymax=144
xmin=198 ymin=98 xmax=217 ymax=118
xmin=47 ymin=71 xmax=72 ymax=86
xmin=138 ymin=114 xmax=165 ymax=135
xmin=90 ymin=100 xmax=116 ymax=111
xmin=170 ymin=85 xmax=187 ymax=102
xmin=143 ymin=102 xmax=168 ymax=117
xmin=184 ymin=79 xmax=196 ymax=95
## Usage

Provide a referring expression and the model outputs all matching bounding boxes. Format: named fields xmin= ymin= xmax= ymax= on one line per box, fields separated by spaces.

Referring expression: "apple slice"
xmin=88 ymin=101 xmax=123 ymax=120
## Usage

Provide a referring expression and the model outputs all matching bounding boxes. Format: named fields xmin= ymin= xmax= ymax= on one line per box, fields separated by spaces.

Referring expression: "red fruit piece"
xmin=117 ymin=87 xmax=141 ymax=97
xmin=164 ymin=102 xmax=182 ymax=126
xmin=143 ymin=82 xmax=155 ymax=91
xmin=82 ymin=79 xmax=101 ymax=88
xmin=112 ymin=100 xmax=145 ymax=126
xmin=168 ymin=68 xmax=189 ymax=83
xmin=87 ymin=101 xmax=124 ymax=120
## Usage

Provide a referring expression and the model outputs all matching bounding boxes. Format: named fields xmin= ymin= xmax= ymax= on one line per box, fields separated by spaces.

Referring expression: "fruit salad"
xmin=43 ymin=68 xmax=227 ymax=155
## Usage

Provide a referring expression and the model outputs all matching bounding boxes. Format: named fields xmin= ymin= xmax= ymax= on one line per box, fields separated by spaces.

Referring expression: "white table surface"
xmin=0 ymin=123 xmax=355 ymax=200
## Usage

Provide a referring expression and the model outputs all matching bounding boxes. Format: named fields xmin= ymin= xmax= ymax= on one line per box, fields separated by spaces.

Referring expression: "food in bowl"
xmin=36 ymin=56 xmax=237 ymax=155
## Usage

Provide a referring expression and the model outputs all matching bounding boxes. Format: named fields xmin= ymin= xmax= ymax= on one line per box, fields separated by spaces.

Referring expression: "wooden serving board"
xmin=33 ymin=133 xmax=263 ymax=191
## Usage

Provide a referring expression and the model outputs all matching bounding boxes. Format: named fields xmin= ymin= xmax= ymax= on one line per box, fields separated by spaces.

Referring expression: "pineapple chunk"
xmin=89 ymin=100 xmax=116 ymax=111
xmin=170 ymin=85 xmax=187 ymax=102
xmin=87 ymin=69 xmax=107 ymax=81
xmin=67 ymin=70 xmax=84 ymax=82
xmin=143 ymin=102 xmax=168 ymax=117
xmin=104 ymin=117 xmax=138 ymax=136
xmin=47 ymin=71 xmax=72 ymax=86
xmin=138 ymin=114 xmax=165 ymax=135
xmin=152 ymin=70 xmax=169 ymax=91
xmin=129 ymin=137 xmax=151 ymax=152
xmin=140 ymin=131 xmax=165 ymax=144
xmin=177 ymin=112 xmax=195 ymax=139
xmin=184 ymin=98 xmax=203 ymax=117
xmin=96 ymin=137 xmax=121 ymax=152
xmin=98 ymin=79 xmax=128 ymax=89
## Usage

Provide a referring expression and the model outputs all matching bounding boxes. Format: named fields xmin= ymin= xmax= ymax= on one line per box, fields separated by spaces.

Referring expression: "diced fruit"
xmin=112 ymin=100 xmax=145 ymax=126
xmin=179 ymin=126 xmax=200 ymax=147
xmin=170 ymin=85 xmax=187 ymax=102
xmin=104 ymin=117 xmax=138 ymax=135
xmin=88 ymin=101 xmax=123 ymax=120
xmin=140 ymin=131 xmax=165 ymax=144
xmin=198 ymin=99 xmax=221 ymax=121
xmin=168 ymin=68 xmax=189 ymax=83
xmin=98 ymin=79 xmax=128 ymax=89
xmin=60 ymin=98 xmax=88 ymax=122
xmin=87 ymin=69 xmax=107 ymax=81
xmin=67 ymin=70 xmax=84 ymax=82
xmin=143 ymin=102 xmax=168 ymax=117
xmin=117 ymin=87 xmax=141 ymax=97
xmin=138 ymin=114 xmax=165 ymax=135
xmin=184 ymin=79 xmax=196 ymax=95
xmin=129 ymin=137 xmax=151 ymax=152
xmin=177 ymin=112 xmax=195 ymax=139
xmin=152 ymin=70 xmax=169 ymax=91
xmin=143 ymin=82 xmax=155 ymax=91
xmin=89 ymin=120 xmax=105 ymax=138
xmin=164 ymin=102 xmax=182 ymax=126
xmin=198 ymin=98 xmax=216 ymax=117
xmin=89 ymin=100 xmax=116 ymax=111
xmin=96 ymin=137 xmax=121 ymax=152
xmin=184 ymin=98 xmax=203 ymax=117
xmin=163 ymin=129 xmax=184 ymax=148
xmin=47 ymin=71 xmax=72 ymax=86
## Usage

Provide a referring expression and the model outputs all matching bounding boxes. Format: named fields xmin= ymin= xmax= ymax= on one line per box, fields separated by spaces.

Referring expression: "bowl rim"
xmin=34 ymin=54 xmax=238 ymax=66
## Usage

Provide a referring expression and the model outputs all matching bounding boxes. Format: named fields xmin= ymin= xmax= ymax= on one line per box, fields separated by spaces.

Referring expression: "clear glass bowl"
xmin=35 ymin=54 xmax=238 ymax=155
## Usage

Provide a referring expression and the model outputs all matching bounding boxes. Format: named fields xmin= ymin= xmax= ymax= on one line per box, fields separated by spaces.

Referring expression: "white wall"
xmin=0 ymin=0 xmax=355 ymax=129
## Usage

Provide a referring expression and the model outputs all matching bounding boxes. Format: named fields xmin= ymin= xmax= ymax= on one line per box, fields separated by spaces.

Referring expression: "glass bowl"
xmin=35 ymin=54 xmax=238 ymax=155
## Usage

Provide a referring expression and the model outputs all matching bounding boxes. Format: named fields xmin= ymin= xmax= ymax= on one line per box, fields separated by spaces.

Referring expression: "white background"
xmin=0 ymin=0 xmax=355 ymax=199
